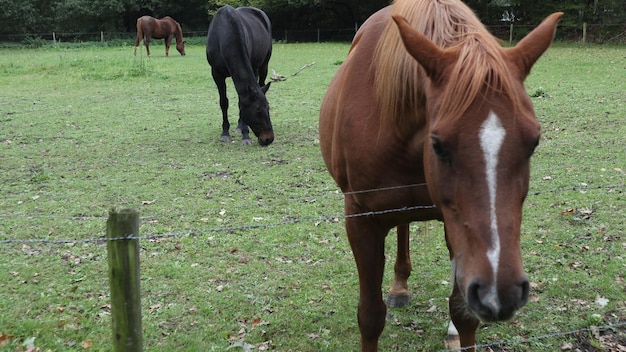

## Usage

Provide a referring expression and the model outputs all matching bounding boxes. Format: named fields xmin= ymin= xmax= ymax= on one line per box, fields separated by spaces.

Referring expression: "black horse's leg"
xmin=237 ymin=118 xmax=252 ymax=146
xmin=258 ymin=62 xmax=269 ymax=86
xmin=212 ymin=70 xmax=231 ymax=143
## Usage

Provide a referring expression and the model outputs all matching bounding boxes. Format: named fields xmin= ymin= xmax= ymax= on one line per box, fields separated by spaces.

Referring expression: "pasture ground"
xmin=0 ymin=41 xmax=624 ymax=351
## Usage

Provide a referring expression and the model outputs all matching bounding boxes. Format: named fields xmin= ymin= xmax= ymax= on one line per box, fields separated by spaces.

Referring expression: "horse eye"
xmin=431 ymin=137 xmax=450 ymax=163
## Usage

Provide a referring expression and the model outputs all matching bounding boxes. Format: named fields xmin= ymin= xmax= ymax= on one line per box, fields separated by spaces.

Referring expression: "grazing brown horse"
xmin=319 ymin=0 xmax=562 ymax=350
xmin=134 ymin=16 xmax=186 ymax=57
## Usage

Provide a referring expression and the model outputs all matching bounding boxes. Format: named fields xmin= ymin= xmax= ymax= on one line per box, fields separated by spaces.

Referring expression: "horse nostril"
xmin=259 ymin=136 xmax=274 ymax=146
xmin=466 ymin=281 xmax=485 ymax=315
xmin=466 ymin=279 xmax=501 ymax=322
xmin=519 ymin=278 xmax=530 ymax=305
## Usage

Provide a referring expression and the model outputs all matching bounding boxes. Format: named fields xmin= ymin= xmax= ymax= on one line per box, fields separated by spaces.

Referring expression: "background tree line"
xmin=1 ymin=0 xmax=624 ymax=40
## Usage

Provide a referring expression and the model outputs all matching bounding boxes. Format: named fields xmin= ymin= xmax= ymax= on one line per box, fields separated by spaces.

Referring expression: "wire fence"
xmin=0 ymin=182 xmax=623 ymax=245
xmin=0 ymin=180 xmax=624 ymax=350
xmin=0 ymin=22 xmax=624 ymax=44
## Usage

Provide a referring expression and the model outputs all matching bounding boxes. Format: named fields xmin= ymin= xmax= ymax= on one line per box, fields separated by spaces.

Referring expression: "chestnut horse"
xmin=134 ymin=16 xmax=186 ymax=57
xmin=319 ymin=0 xmax=562 ymax=350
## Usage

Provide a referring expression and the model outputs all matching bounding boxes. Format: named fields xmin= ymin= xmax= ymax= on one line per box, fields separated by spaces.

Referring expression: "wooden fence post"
xmin=107 ymin=208 xmax=143 ymax=352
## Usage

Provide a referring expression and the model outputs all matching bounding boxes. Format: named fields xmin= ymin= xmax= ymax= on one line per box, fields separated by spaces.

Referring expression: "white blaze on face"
xmin=479 ymin=111 xmax=506 ymax=297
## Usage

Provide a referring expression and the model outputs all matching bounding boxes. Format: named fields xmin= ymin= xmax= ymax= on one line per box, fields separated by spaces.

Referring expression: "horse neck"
xmin=224 ymin=28 xmax=258 ymax=91
xmin=232 ymin=67 xmax=259 ymax=96
xmin=174 ymin=23 xmax=183 ymax=43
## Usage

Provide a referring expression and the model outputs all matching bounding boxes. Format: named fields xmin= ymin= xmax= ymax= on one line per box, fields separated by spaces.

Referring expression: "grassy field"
xmin=0 ymin=40 xmax=624 ymax=351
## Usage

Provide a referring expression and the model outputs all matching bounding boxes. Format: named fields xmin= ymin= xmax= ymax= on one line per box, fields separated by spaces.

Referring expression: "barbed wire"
xmin=0 ymin=182 xmax=623 ymax=245
xmin=445 ymin=321 xmax=626 ymax=352
xmin=0 ymin=204 xmax=438 ymax=245
xmin=0 ymin=182 xmax=622 ymax=222
xmin=1 ymin=183 xmax=624 ymax=351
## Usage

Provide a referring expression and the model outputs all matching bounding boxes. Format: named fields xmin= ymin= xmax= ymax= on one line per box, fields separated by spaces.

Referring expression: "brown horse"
xmin=134 ymin=16 xmax=185 ymax=57
xmin=319 ymin=0 xmax=562 ymax=350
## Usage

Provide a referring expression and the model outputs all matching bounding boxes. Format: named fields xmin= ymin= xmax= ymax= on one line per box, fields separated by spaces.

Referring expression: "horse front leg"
xmin=446 ymin=228 xmax=479 ymax=350
xmin=165 ymin=35 xmax=172 ymax=57
xmin=236 ymin=118 xmax=252 ymax=146
xmin=448 ymin=279 xmax=479 ymax=351
xmin=212 ymin=73 xmax=231 ymax=143
xmin=345 ymin=209 xmax=387 ymax=352
xmin=387 ymin=224 xmax=411 ymax=308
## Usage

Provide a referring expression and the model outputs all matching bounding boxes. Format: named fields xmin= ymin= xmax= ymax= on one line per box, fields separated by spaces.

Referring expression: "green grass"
xmin=0 ymin=42 xmax=624 ymax=351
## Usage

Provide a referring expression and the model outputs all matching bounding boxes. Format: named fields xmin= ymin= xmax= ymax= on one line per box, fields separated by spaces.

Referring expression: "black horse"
xmin=206 ymin=5 xmax=274 ymax=146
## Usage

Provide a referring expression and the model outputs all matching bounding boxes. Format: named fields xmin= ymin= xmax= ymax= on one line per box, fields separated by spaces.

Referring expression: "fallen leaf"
xmin=0 ymin=334 xmax=15 ymax=346
xmin=226 ymin=339 xmax=253 ymax=351
xmin=595 ymin=296 xmax=609 ymax=307
xmin=149 ymin=304 xmax=161 ymax=313
xmin=82 ymin=340 xmax=92 ymax=348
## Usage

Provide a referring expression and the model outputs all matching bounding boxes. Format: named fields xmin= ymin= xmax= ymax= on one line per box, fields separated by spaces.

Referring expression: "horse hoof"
xmin=386 ymin=293 xmax=410 ymax=308
xmin=220 ymin=136 xmax=232 ymax=143
xmin=445 ymin=334 xmax=460 ymax=350
xmin=241 ymin=139 xmax=253 ymax=146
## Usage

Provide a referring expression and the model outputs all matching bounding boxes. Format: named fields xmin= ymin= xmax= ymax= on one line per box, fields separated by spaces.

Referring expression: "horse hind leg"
xmin=258 ymin=63 xmax=269 ymax=86
xmin=387 ymin=223 xmax=411 ymax=308
xmin=213 ymin=74 xmax=231 ymax=143
xmin=144 ymin=36 xmax=151 ymax=56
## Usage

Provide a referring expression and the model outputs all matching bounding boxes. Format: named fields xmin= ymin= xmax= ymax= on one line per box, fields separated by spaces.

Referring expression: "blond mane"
xmin=374 ymin=0 xmax=521 ymax=129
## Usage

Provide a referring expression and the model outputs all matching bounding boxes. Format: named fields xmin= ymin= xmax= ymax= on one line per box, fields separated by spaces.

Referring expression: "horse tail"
xmin=134 ymin=18 xmax=144 ymax=51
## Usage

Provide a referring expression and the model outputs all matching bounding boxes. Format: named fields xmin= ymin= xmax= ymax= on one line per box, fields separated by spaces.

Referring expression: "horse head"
xmin=176 ymin=40 xmax=186 ymax=56
xmin=392 ymin=13 xmax=562 ymax=323
xmin=239 ymin=83 xmax=274 ymax=146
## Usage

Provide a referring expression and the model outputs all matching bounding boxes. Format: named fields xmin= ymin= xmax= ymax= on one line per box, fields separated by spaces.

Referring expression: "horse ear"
xmin=391 ymin=15 xmax=456 ymax=83
xmin=261 ymin=82 xmax=271 ymax=94
xmin=505 ymin=12 xmax=563 ymax=80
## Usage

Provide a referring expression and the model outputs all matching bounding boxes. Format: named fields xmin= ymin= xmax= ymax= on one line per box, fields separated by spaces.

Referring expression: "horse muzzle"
xmin=257 ymin=131 xmax=274 ymax=146
xmin=465 ymin=276 xmax=529 ymax=322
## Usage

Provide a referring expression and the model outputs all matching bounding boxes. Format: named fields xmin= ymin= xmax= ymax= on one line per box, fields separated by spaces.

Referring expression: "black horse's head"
xmin=239 ymin=83 xmax=274 ymax=146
